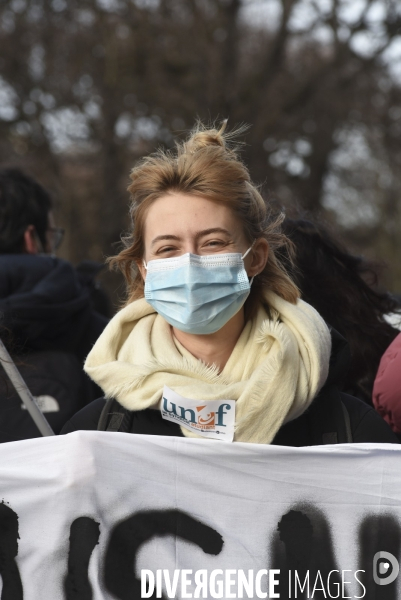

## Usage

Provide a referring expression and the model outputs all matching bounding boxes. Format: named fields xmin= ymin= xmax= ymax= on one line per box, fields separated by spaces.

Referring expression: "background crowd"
xmin=0 ymin=0 xmax=401 ymax=443
xmin=1 ymin=0 xmax=401 ymax=305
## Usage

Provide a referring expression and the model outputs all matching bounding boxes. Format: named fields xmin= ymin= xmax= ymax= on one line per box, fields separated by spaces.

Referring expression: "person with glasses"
xmin=61 ymin=122 xmax=397 ymax=445
xmin=0 ymin=168 xmax=109 ymax=442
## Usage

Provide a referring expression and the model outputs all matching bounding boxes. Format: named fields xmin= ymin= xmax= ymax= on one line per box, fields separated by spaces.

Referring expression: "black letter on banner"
xmin=271 ymin=505 xmax=347 ymax=599
xmin=104 ymin=509 xmax=224 ymax=599
xmin=0 ymin=502 xmax=23 ymax=600
xmin=358 ymin=515 xmax=401 ymax=600
xmin=64 ymin=517 xmax=100 ymax=600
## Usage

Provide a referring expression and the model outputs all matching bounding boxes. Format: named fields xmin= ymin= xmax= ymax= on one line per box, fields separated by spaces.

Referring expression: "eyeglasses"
xmin=47 ymin=227 xmax=65 ymax=252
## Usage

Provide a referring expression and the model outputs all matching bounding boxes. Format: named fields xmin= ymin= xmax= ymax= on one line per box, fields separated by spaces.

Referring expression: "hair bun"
xmin=183 ymin=120 xmax=228 ymax=154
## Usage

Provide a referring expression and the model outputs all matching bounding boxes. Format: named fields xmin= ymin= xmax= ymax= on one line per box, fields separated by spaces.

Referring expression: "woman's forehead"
xmin=144 ymin=193 xmax=243 ymax=241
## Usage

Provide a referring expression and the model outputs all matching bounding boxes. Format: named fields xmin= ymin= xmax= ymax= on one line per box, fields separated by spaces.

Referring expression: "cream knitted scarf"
xmin=84 ymin=291 xmax=331 ymax=444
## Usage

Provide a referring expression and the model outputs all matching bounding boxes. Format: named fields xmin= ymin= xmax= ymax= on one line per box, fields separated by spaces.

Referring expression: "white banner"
xmin=0 ymin=432 xmax=400 ymax=599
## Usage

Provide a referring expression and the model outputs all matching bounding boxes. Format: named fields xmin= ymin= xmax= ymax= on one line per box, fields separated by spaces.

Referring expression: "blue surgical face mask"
xmin=144 ymin=247 xmax=254 ymax=334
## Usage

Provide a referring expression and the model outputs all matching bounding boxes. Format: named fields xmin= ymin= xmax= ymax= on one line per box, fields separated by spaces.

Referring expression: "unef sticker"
xmin=161 ymin=386 xmax=236 ymax=442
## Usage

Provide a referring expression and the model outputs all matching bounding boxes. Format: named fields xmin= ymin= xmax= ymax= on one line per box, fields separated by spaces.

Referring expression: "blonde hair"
xmin=111 ymin=121 xmax=299 ymax=309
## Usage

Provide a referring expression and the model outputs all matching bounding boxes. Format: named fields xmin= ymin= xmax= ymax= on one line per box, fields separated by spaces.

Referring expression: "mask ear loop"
xmin=241 ymin=240 xmax=256 ymax=260
xmin=242 ymin=241 xmax=256 ymax=285
xmin=143 ymin=260 xmax=148 ymax=270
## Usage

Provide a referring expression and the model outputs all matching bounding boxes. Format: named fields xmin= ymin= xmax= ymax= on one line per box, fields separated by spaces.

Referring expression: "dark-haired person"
xmin=61 ymin=122 xmax=397 ymax=445
xmin=281 ymin=217 xmax=401 ymax=405
xmin=0 ymin=168 xmax=108 ymax=442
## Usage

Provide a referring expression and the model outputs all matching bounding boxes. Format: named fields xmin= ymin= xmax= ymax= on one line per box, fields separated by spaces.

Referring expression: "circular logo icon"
xmin=373 ymin=551 xmax=399 ymax=585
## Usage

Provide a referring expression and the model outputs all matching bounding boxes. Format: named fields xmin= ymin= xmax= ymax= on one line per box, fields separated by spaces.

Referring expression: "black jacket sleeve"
xmin=60 ymin=397 xmax=106 ymax=434
xmin=341 ymin=394 xmax=399 ymax=443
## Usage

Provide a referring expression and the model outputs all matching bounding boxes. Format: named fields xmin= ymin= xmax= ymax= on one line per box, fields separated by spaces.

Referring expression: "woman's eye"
xmin=157 ymin=246 xmax=176 ymax=254
xmin=205 ymin=240 xmax=223 ymax=247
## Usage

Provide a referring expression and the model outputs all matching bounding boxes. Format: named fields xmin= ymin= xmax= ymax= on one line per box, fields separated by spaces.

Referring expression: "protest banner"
xmin=0 ymin=431 xmax=400 ymax=599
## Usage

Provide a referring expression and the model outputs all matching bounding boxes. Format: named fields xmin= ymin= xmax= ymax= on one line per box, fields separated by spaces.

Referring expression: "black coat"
xmin=60 ymin=393 xmax=397 ymax=444
xmin=61 ymin=329 xmax=398 ymax=445
xmin=0 ymin=254 xmax=108 ymax=361
xmin=0 ymin=254 xmax=109 ymax=442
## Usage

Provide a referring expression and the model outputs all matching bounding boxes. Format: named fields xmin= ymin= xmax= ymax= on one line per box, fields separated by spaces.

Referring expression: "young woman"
xmin=61 ymin=123 xmax=397 ymax=445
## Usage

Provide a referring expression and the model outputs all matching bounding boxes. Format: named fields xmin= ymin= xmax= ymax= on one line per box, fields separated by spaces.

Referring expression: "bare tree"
xmin=1 ymin=0 xmax=400 ymax=303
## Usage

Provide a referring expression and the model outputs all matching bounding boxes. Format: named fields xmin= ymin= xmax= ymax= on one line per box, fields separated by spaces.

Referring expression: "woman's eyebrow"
xmin=195 ymin=228 xmax=232 ymax=239
xmin=151 ymin=234 xmax=181 ymax=247
xmin=151 ymin=228 xmax=232 ymax=247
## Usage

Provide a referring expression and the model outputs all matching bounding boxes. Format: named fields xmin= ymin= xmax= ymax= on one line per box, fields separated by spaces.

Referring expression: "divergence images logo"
xmin=373 ymin=551 xmax=400 ymax=585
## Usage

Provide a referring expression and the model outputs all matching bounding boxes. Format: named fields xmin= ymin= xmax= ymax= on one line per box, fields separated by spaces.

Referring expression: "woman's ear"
xmin=246 ymin=238 xmax=269 ymax=277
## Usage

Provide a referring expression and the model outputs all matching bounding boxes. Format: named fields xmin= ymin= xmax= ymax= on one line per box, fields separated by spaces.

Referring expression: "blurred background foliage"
xmin=1 ymin=0 xmax=401 ymax=307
